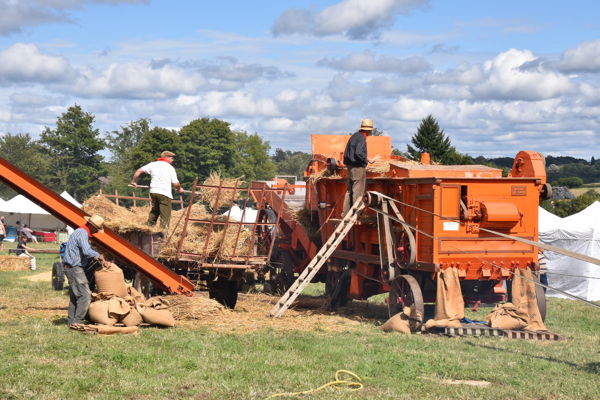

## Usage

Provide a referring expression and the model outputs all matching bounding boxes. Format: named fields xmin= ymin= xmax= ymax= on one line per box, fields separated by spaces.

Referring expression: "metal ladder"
xmin=269 ymin=198 xmax=365 ymax=317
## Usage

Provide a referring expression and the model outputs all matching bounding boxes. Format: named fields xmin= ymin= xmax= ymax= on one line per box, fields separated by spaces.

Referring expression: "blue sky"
xmin=0 ymin=0 xmax=599 ymax=159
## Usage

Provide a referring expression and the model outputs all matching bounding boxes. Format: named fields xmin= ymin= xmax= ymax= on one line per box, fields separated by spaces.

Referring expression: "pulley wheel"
xmin=388 ymin=275 xmax=424 ymax=332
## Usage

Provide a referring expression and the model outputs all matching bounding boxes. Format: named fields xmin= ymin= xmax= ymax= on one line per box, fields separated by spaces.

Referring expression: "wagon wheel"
xmin=533 ymin=271 xmax=547 ymax=322
xmin=256 ymin=208 xmax=277 ymax=256
xmin=388 ymin=275 xmax=424 ymax=332
xmin=51 ymin=262 xmax=64 ymax=291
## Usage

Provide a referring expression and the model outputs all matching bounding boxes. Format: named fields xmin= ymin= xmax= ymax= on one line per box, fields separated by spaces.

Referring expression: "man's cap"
xmin=161 ymin=151 xmax=175 ymax=157
xmin=84 ymin=215 xmax=105 ymax=232
xmin=360 ymin=119 xmax=374 ymax=131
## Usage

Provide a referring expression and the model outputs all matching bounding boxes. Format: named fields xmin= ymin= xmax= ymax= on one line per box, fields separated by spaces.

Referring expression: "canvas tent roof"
xmin=538 ymin=201 xmax=600 ymax=301
xmin=0 ymin=194 xmax=49 ymax=214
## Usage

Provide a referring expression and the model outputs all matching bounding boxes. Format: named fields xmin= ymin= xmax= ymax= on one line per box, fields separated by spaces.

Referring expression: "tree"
xmin=556 ymin=177 xmax=584 ymax=188
xmin=39 ymin=105 xmax=105 ymax=201
xmin=105 ymin=118 xmax=151 ymax=191
xmin=272 ymin=149 xmax=311 ymax=179
xmin=230 ymin=131 xmax=277 ymax=181
xmin=0 ymin=133 xmax=51 ymax=199
xmin=124 ymin=126 xmax=182 ymax=187
xmin=542 ymin=190 xmax=600 ymax=217
xmin=406 ymin=115 xmax=452 ymax=163
xmin=177 ymin=118 xmax=236 ymax=185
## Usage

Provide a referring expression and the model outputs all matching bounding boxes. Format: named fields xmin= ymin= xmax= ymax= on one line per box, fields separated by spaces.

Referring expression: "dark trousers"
xmin=342 ymin=166 xmax=366 ymax=215
xmin=64 ymin=266 xmax=91 ymax=326
xmin=148 ymin=193 xmax=172 ymax=229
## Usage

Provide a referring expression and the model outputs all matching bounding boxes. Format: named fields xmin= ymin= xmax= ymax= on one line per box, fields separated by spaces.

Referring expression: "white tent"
xmin=0 ymin=191 xmax=82 ymax=232
xmin=538 ymin=202 xmax=600 ymax=301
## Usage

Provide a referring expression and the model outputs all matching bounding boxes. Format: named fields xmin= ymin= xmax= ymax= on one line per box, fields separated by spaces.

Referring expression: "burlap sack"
xmin=435 ymin=267 xmax=465 ymax=321
xmin=485 ymin=303 xmax=528 ymax=330
xmin=137 ymin=297 xmax=175 ymax=327
xmin=381 ymin=306 xmax=412 ymax=334
xmin=511 ymin=268 xmax=546 ymax=331
xmin=107 ymin=297 xmax=131 ymax=322
xmin=96 ymin=325 xmax=139 ymax=335
xmin=121 ymin=307 xmax=143 ymax=327
xmin=424 ymin=318 xmax=462 ymax=330
xmin=126 ymin=286 xmax=146 ymax=305
xmin=95 ymin=262 xmax=128 ymax=298
xmin=87 ymin=300 xmax=117 ymax=326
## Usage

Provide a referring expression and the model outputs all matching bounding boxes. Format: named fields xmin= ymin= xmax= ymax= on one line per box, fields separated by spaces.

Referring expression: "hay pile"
xmin=164 ymin=294 xmax=228 ymax=320
xmin=0 ymin=256 xmax=30 ymax=271
xmin=199 ymin=172 xmax=243 ymax=208
xmin=83 ymin=196 xmax=161 ymax=233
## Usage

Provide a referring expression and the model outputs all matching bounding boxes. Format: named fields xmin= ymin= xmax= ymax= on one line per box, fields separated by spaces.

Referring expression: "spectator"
xmin=16 ymin=234 xmax=36 ymax=271
xmin=21 ymin=224 xmax=38 ymax=243
xmin=0 ymin=216 xmax=5 ymax=251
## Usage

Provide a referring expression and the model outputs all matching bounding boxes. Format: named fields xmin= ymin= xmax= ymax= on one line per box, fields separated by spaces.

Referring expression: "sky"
xmin=0 ymin=0 xmax=599 ymax=159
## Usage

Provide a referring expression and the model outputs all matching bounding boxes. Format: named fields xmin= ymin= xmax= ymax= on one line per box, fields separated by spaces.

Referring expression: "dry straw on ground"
xmin=0 ymin=256 xmax=30 ymax=271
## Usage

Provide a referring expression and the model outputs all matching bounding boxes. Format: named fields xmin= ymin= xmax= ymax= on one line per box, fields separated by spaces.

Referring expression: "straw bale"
xmin=82 ymin=195 xmax=161 ymax=233
xmin=199 ymin=172 xmax=243 ymax=208
xmin=0 ymin=256 xmax=30 ymax=271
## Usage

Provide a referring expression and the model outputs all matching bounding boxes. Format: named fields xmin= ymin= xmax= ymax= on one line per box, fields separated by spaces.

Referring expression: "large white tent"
xmin=538 ymin=201 xmax=600 ymax=301
xmin=0 ymin=191 xmax=82 ymax=233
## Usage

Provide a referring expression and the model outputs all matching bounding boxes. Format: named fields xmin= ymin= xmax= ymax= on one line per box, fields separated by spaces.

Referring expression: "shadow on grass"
xmin=52 ymin=317 xmax=68 ymax=325
xmin=465 ymin=341 xmax=599 ymax=375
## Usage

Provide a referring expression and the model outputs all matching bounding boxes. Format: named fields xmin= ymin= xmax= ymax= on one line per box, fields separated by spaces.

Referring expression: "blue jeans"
xmin=64 ymin=266 xmax=92 ymax=325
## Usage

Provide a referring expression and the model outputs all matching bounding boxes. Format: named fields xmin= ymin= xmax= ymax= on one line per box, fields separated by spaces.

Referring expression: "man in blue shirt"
xmin=63 ymin=215 xmax=105 ymax=327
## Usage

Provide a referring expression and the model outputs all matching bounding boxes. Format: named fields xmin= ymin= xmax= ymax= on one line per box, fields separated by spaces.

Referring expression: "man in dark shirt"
xmin=342 ymin=119 xmax=380 ymax=215
xmin=63 ymin=215 xmax=105 ymax=327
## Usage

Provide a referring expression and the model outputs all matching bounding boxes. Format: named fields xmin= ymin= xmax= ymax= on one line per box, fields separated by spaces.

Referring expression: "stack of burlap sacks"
xmin=382 ymin=267 xmax=546 ymax=334
xmin=86 ymin=261 xmax=175 ymax=332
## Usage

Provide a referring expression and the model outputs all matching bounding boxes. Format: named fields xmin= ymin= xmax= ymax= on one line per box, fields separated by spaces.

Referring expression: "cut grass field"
xmin=570 ymin=183 xmax=600 ymax=197
xmin=0 ymin=242 xmax=599 ymax=399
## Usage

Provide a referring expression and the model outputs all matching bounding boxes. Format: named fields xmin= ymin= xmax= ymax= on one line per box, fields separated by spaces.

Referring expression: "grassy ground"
xmin=0 ymin=243 xmax=599 ymax=399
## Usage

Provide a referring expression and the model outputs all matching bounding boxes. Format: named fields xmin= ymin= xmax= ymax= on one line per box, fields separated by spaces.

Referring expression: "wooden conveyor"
xmin=0 ymin=156 xmax=194 ymax=296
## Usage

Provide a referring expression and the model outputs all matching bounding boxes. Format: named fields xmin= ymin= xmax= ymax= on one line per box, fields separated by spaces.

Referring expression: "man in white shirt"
xmin=130 ymin=151 xmax=184 ymax=229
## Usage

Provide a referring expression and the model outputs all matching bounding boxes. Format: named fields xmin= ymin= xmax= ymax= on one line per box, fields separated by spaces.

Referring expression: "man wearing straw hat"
xmin=63 ymin=215 xmax=105 ymax=327
xmin=130 ymin=150 xmax=184 ymax=229
xmin=342 ymin=119 xmax=380 ymax=215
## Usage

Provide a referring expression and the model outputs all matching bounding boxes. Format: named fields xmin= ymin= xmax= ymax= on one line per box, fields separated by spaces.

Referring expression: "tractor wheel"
xmin=51 ymin=262 xmax=64 ymax=291
xmin=271 ymin=252 xmax=294 ymax=295
xmin=133 ymin=272 xmax=154 ymax=299
xmin=327 ymin=269 xmax=351 ymax=311
xmin=388 ymin=275 xmax=424 ymax=332
xmin=208 ymin=279 xmax=239 ymax=309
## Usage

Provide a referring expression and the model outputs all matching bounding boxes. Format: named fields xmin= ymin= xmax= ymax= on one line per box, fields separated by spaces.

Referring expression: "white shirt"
xmin=141 ymin=161 xmax=179 ymax=199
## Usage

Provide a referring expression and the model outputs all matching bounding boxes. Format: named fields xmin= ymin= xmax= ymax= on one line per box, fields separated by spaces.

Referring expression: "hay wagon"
xmin=97 ymin=178 xmax=288 ymax=308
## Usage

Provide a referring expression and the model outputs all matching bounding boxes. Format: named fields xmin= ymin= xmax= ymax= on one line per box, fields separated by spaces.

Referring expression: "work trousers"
xmin=148 ymin=193 xmax=172 ymax=229
xmin=18 ymin=253 xmax=36 ymax=270
xmin=64 ymin=266 xmax=91 ymax=326
xmin=342 ymin=166 xmax=366 ymax=216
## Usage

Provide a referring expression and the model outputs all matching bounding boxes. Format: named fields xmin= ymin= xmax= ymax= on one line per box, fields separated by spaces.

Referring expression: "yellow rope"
xmin=267 ymin=370 xmax=363 ymax=399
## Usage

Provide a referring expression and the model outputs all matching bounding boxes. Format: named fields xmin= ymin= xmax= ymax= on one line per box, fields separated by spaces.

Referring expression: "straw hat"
xmin=84 ymin=215 xmax=105 ymax=232
xmin=360 ymin=119 xmax=374 ymax=131
xmin=161 ymin=151 xmax=175 ymax=157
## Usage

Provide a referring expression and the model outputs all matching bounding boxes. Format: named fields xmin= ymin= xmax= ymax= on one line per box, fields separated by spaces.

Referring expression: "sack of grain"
xmin=137 ymin=297 xmax=175 ymax=327
xmin=95 ymin=261 xmax=128 ymax=298
xmin=87 ymin=300 xmax=117 ymax=326
xmin=486 ymin=303 xmax=529 ymax=330
xmin=107 ymin=297 xmax=131 ymax=322
xmin=121 ymin=307 xmax=143 ymax=327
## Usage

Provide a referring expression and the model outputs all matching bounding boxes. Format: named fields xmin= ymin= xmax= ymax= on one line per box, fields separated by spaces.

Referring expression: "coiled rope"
xmin=266 ymin=370 xmax=363 ymax=399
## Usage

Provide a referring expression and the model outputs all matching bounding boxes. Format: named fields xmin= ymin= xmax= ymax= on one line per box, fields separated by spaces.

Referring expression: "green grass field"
xmin=1 ymin=242 xmax=599 ymax=399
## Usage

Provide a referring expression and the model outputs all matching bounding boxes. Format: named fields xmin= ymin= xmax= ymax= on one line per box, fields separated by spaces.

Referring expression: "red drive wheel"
xmin=388 ymin=275 xmax=424 ymax=332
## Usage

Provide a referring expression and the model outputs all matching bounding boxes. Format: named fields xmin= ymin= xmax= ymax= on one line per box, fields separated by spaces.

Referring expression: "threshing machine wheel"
xmin=269 ymin=251 xmax=294 ymax=295
xmin=388 ymin=275 xmax=424 ymax=332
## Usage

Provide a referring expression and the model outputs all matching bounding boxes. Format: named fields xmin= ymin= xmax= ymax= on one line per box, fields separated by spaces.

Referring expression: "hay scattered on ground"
xmin=0 ymin=256 xmax=30 ymax=271
xmin=164 ymin=294 xmax=228 ymax=320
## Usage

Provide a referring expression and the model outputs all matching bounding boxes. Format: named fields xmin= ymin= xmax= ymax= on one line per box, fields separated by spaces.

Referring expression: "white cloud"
xmin=471 ymin=49 xmax=572 ymax=101
xmin=0 ymin=0 xmax=147 ymax=36
xmin=559 ymin=39 xmax=600 ymax=73
xmin=272 ymin=0 xmax=429 ymax=39
xmin=0 ymin=43 xmax=72 ymax=83
xmin=317 ymin=50 xmax=430 ymax=74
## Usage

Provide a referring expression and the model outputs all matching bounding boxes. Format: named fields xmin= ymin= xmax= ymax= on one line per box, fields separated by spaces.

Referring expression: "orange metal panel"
xmin=0 ymin=157 xmax=194 ymax=296
xmin=481 ymin=201 xmax=521 ymax=224
xmin=311 ymin=134 xmax=391 ymax=164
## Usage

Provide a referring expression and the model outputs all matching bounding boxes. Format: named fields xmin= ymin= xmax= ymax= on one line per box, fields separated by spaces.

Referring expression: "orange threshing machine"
xmin=299 ymin=134 xmax=550 ymax=320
